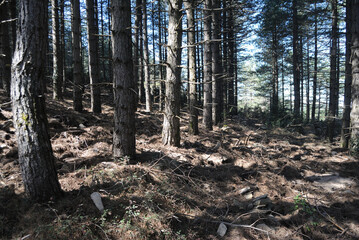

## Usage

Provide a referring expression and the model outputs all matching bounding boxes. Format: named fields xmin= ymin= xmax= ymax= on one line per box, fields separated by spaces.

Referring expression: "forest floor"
xmin=1 ymin=88 xmax=359 ymax=240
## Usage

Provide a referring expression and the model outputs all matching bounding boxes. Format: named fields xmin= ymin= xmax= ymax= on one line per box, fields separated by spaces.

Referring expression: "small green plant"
xmin=293 ymin=194 xmax=316 ymax=215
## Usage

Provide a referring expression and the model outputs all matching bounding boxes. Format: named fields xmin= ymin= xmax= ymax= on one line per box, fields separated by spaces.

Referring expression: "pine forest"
xmin=1 ymin=0 xmax=359 ymax=239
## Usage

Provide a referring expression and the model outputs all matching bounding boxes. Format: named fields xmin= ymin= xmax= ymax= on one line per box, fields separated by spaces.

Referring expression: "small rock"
xmin=239 ymin=186 xmax=251 ymax=195
xmin=244 ymin=192 xmax=253 ymax=200
xmin=91 ymin=192 xmax=104 ymax=212
xmin=79 ymin=123 xmax=86 ymax=129
xmin=247 ymin=203 xmax=254 ymax=210
xmin=217 ymin=223 xmax=227 ymax=237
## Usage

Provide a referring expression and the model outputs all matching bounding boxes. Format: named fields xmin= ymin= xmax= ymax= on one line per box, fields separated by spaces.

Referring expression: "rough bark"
xmin=162 ymin=0 xmax=183 ymax=146
xmin=143 ymin=0 xmax=152 ymax=112
xmin=71 ymin=0 xmax=83 ymax=112
xmin=341 ymin=0 xmax=352 ymax=148
xmin=185 ymin=0 xmax=199 ymax=135
xmin=327 ymin=0 xmax=339 ymax=142
xmin=52 ymin=0 xmax=63 ymax=100
xmin=11 ymin=0 xmax=62 ymax=202
xmin=86 ymin=0 xmax=101 ymax=113
xmin=203 ymin=0 xmax=213 ymax=129
xmin=350 ymin=0 xmax=359 ymax=154
xmin=112 ymin=0 xmax=136 ymax=159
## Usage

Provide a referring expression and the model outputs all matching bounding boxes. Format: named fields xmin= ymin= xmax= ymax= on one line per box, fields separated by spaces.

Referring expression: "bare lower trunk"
xmin=86 ymin=0 xmax=101 ymax=113
xmin=162 ymin=0 xmax=183 ymax=146
xmin=327 ymin=0 xmax=339 ymax=142
xmin=293 ymin=0 xmax=300 ymax=121
xmin=203 ymin=0 xmax=213 ymax=130
xmin=212 ymin=0 xmax=222 ymax=124
xmin=143 ymin=0 xmax=152 ymax=112
xmin=52 ymin=0 xmax=63 ymax=100
xmin=71 ymin=0 xmax=83 ymax=112
xmin=112 ymin=0 xmax=136 ymax=159
xmin=185 ymin=0 xmax=198 ymax=135
xmin=11 ymin=0 xmax=62 ymax=202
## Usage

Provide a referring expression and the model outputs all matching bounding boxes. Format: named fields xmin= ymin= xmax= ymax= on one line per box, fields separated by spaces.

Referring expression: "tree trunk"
xmin=162 ymin=0 xmax=183 ymax=146
xmin=300 ymin=36 xmax=304 ymax=120
xmin=341 ymin=0 xmax=352 ymax=148
xmin=222 ymin=0 xmax=228 ymax=116
xmin=11 ymin=0 xmax=62 ymax=202
xmin=350 ymin=0 xmax=359 ymax=154
xmin=60 ymin=0 xmax=66 ymax=94
xmin=143 ymin=0 xmax=152 ymax=112
xmin=306 ymin=38 xmax=310 ymax=123
xmin=86 ymin=0 xmax=101 ymax=113
xmin=185 ymin=0 xmax=199 ymax=135
xmin=71 ymin=0 xmax=83 ymax=112
xmin=158 ymin=0 xmax=165 ymax=111
xmin=271 ymin=29 xmax=279 ymax=117
xmin=212 ymin=0 xmax=222 ymax=124
xmin=327 ymin=0 xmax=338 ymax=142
xmin=312 ymin=0 xmax=318 ymax=122
xmin=52 ymin=0 xmax=63 ymax=100
xmin=112 ymin=0 xmax=136 ymax=159
xmin=292 ymin=0 xmax=300 ymax=121
xmin=203 ymin=0 xmax=213 ymax=130
xmin=227 ymin=1 xmax=236 ymax=115
xmin=134 ymin=0 xmax=142 ymax=106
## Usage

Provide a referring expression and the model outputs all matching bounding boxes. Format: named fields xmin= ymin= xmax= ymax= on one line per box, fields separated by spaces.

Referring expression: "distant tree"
xmin=11 ymin=0 xmax=62 ymax=201
xmin=52 ymin=0 xmax=63 ymax=100
xmin=162 ymin=0 xmax=183 ymax=146
xmin=86 ymin=0 xmax=101 ymax=113
xmin=0 ymin=2 xmax=11 ymax=96
xmin=71 ymin=0 xmax=83 ymax=112
xmin=143 ymin=0 xmax=152 ymax=112
xmin=292 ymin=0 xmax=301 ymax=121
xmin=327 ymin=0 xmax=339 ymax=142
xmin=134 ymin=0 xmax=142 ymax=105
xmin=112 ymin=0 xmax=136 ymax=159
xmin=203 ymin=0 xmax=213 ymax=130
xmin=184 ymin=0 xmax=199 ymax=135
xmin=59 ymin=0 xmax=66 ymax=94
xmin=227 ymin=0 xmax=236 ymax=115
xmin=258 ymin=0 xmax=289 ymax=117
xmin=212 ymin=0 xmax=223 ymax=125
xmin=311 ymin=0 xmax=318 ymax=122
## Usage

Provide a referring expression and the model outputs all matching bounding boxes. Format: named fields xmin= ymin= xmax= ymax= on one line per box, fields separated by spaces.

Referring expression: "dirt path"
xmin=1 ymin=90 xmax=358 ymax=239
